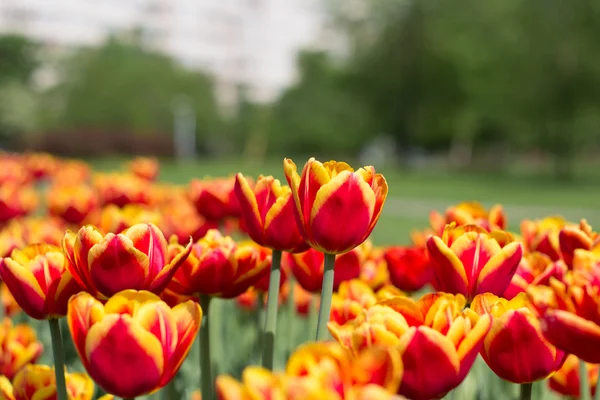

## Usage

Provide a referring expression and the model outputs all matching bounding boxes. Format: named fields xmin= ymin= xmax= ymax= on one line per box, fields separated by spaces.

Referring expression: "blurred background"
xmin=0 ymin=0 xmax=599 ymax=239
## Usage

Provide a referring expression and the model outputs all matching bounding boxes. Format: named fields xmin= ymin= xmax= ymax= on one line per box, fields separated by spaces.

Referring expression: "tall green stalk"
xmin=200 ymin=295 xmax=213 ymax=400
xmin=48 ymin=318 xmax=68 ymax=400
xmin=315 ymin=253 xmax=335 ymax=341
xmin=261 ymin=249 xmax=282 ymax=370
xmin=595 ymin=369 xmax=600 ymax=400
xmin=286 ymin=274 xmax=296 ymax=357
xmin=519 ymin=383 xmax=532 ymax=400
xmin=580 ymin=359 xmax=591 ymax=400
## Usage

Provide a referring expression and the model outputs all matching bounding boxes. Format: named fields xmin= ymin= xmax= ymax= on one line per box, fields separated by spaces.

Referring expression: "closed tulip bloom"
xmin=430 ymin=201 xmax=506 ymax=235
xmin=62 ymin=223 xmax=192 ymax=300
xmin=67 ymin=290 xmax=201 ymax=398
xmin=427 ymin=223 xmax=523 ymax=301
xmin=188 ymin=177 xmax=239 ymax=221
xmin=127 ymin=157 xmax=159 ymax=181
xmin=24 ymin=152 xmax=57 ymax=181
xmin=234 ymin=173 xmax=309 ymax=253
xmin=285 ymin=245 xmax=367 ymax=293
xmin=0 ymin=319 xmax=43 ymax=379
xmin=0 ymin=244 xmax=83 ymax=319
xmin=93 ymin=173 xmax=152 ymax=207
xmin=159 ymin=199 xmax=218 ymax=245
xmin=503 ymin=252 xmax=565 ymax=300
xmin=329 ymin=293 xmax=491 ymax=400
xmin=528 ymin=276 xmax=600 ymax=363
xmin=96 ymin=204 xmax=164 ymax=236
xmin=330 ymin=279 xmax=377 ymax=326
xmin=548 ymin=354 xmax=598 ymax=398
xmin=559 ymin=219 xmax=598 ymax=269
xmin=359 ymin=247 xmax=389 ymax=291
xmin=283 ymin=158 xmax=388 ymax=254
xmin=472 ymin=293 xmax=567 ymax=383
xmin=0 ymin=184 xmax=38 ymax=224
xmin=384 ymin=246 xmax=432 ymax=292
xmin=47 ymin=184 xmax=98 ymax=225
xmin=521 ymin=216 xmax=568 ymax=261
xmin=3 ymin=364 xmax=95 ymax=400
xmin=168 ymin=230 xmax=270 ymax=298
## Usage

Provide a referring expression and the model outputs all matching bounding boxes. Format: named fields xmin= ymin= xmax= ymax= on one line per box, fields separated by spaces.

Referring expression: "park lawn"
xmin=89 ymin=156 xmax=600 ymax=246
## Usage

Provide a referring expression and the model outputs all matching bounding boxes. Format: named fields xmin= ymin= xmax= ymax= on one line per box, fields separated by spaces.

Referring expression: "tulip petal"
xmin=456 ymin=313 xmax=492 ymax=382
xmin=560 ymin=227 xmax=594 ymax=268
xmin=364 ymin=174 xmax=388 ymax=238
xmin=483 ymin=311 xmax=564 ymax=383
xmin=134 ymin=302 xmax=177 ymax=378
xmin=234 ymin=173 xmax=263 ymax=243
xmin=150 ymin=238 xmax=193 ymax=294
xmin=541 ymin=310 xmax=600 ymax=363
xmin=263 ymin=193 xmax=308 ymax=252
xmin=67 ymin=292 xmax=106 ymax=370
xmin=310 ymin=172 xmax=375 ymax=253
xmin=426 ymin=236 xmax=469 ymax=296
xmin=63 ymin=230 xmax=97 ymax=295
xmin=47 ymin=270 xmax=84 ymax=318
xmin=0 ymin=258 xmax=47 ymax=319
xmin=85 ymin=314 xmax=164 ymax=397
xmin=299 ymin=159 xmax=331 ymax=230
xmin=397 ymin=327 xmax=460 ymax=400
xmin=353 ymin=346 xmax=402 ymax=392
xmin=88 ymin=234 xmax=149 ymax=296
xmin=476 ymin=242 xmax=523 ymax=298
xmin=216 ymin=375 xmax=249 ymax=400
xmin=283 ymin=158 xmax=306 ymax=237
xmin=125 ymin=224 xmax=168 ymax=280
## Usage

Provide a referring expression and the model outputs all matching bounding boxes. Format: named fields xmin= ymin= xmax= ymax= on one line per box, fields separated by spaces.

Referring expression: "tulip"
xmin=62 ymin=223 xmax=192 ymax=299
xmin=384 ymin=245 xmax=432 ymax=292
xmin=374 ymin=285 xmax=405 ymax=302
xmin=25 ymin=152 xmax=58 ymax=180
xmin=572 ymin=241 xmax=600 ymax=276
xmin=1 ymin=364 xmax=95 ymax=400
xmin=527 ymin=277 xmax=600 ymax=363
xmin=67 ymin=290 xmax=201 ymax=398
xmin=0 ymin=244 xmax=83 ymax=319
xmin=21 ymin=217 xmax=65 ymax=247
xmin=410 ymin=227 xmax=436 ymax=249
xmin=0 ymin=184 xmax=37 ymax=224
xmin=159 ymin=199 xmax=218 ymax=245
xmin=329 ymin=279 xmax=377 ymax=326
xmin=426 ymin=223 xmax=523 ymax=301
xmin=359 ymin=247 xmax=389 ymax=291
xmin=521 ymin=216 xmax=567 ymax=261
xmin=559 ymin=219 xmax=598 ymax=269
xmin=95 ymin=204 xmax=164 ymax=235
xmin=52 ymin=160 xmax=90 ymax=186
xmin=128 ymin=156 xmax=159 ymax=181
xmin=284 ymin=245 xmax=367 ymax=293
xmin=47 ymin=185 xmax=98 ymax=225
xmin=0 ymin=318 xmax=43 ymax=379
xmin=329 ymin=293 xmax=491 ymax=400
xmin=188 ymin=177 xmax=239 ymax=221
xmin=548 ymin=354 xmax=598 ymax=398
xmin=430 ymin=201 xmax=506 ymax=235
xmin=503 ymin=252 xmax=565 ymax=300
xmin=471 ymin=292 xmax=567 ymax=383
xmin=93 ymin=173 xmax=152 ymax=207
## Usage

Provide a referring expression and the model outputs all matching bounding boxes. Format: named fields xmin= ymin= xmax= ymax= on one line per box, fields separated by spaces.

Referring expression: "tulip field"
xmin=1 ymin=152 xmax=600 ymax=400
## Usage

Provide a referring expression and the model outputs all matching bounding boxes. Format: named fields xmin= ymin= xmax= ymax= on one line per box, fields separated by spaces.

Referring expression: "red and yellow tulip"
xmin=52 ymin=160 xmax=90 ymax=186
xmin=429 ymin=201 xmax=506 ymax=235
xmin=384 ymin=245 xmax=432 ymax=292
xmin=0 ymin=244 xmax=83 ymax=319
xmin=0 ymin=184 xmax=38 ymax=224
xmin=284 ymin=243 xmax=369 ymax=293
xmin=0 ymin=319 xmax=43 ymax=379
xmin=329 ymin=293 xmax=491 ymax=400
xmin=528 ymin=276 xmax=600 ymax=363
xmin=503 ymin=252 xmax=566 ymax=300
xmin=1 ymin=364 xmax=95 ymax=400
xmin=46 ymin=184 xmax=98 ymax=225
xmin=93 ymin=173 xmax=152 ymax=207
xmin=521 ymin=216 xmax=567 ymax=261
xmin=160 ymin=198 xmax=218 ymax=245
xmin=188 ymin=177 xmax=240 ymax=221
xmin=426 ymin=224 xmax=523 ymax=301
xmin=62 ymin=223 xmax=192 ymax=299
xmin=67 ymin=290 xmax=201 ymax=398
xmin=234 ymin=173 xmax=309 ymax=253
xmin=127 ymin=156 xmax=159 ymax=181
xmin=559 ymin=219 xmax=598 ymax=269
xmin=359 ymin=247 xmax=389 ymax=291
xmin=548 ymin=354 xmax=598 ymax=398
xmin=24 ymin=152 xmax=58 ymax=181
xmin=283 ymin=158 xmax=388 ymax=254
xmin=168 ymin=230 xmax=270 ymax=298
xmin=94 ymin=204 xmax=163 ymax=235
xmin=471 ymin=293 xmax=567 ymax=383
xmin=330 ymin=279 xmax=378 ymax=326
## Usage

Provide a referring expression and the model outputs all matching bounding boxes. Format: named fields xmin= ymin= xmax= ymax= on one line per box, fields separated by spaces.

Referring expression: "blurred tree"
xmin=0 ymin=34 xmax=39 ymax=85
xmin=43 ymin=34 xmax=222 ymax=153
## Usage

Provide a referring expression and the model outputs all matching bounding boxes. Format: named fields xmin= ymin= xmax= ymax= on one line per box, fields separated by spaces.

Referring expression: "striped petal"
xmin=263 ymin=192 xmax=309 ymax=253
xmin=426 ymin=236 xmax=469 ymax=297
xmin=47 ymin=269 xmax=84 ymax=318
xmin=310 ymin=172 xmax=375 ymax=254
xmin=541 ymin=310 xmax=600 ymax=363
xmin=456 ymin=313 xmax=492 ymax=382
xmin=397 ymin=327 xmax=460 ymax=400
xmin=283 ymin=158 xmax=307 ymax=240
xmin=352 ymin=346 xmax=402 ymax=392
xmin=560 ymin=226 xmax=594 ymax=269
xmin=364 ymin=174 xmax=388 ymax=239
xmin=85 ymin=314 xmax=164 ymax=398
xmin=62 ymin=229 xmax=97 ymax=295
xmin=299 ymin=159 xmax=331 ymax=232
xmin=124 ymin=224 xmax=168 ymax=281
xmin=149 ymin=238 xmax=192 ymax=294
xmin=88 ymin=233 xmax=149 ymax=296
xmin=482 ymin=311 xmax=565 ymax=383
xmin=216 ymin=375 xmax=249 ymax=400
xmin=67 ymin=292 xmax=106 ymax=370
xmin=0 ymin=258 xmax=47 ymax=319
xmin=476 ymin=242 xmax=523 ymax=298
xmin=234 ymin=173 xmax=264 ymax=244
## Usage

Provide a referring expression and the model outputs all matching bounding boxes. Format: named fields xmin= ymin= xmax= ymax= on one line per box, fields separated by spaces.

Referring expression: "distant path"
xmin=383 ymin=197 xmax=600 ymax=223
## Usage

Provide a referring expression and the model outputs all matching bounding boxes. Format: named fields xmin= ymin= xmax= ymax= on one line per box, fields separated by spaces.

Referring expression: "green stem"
xmin=595 ymin=366 xmax=600 ymax=400
xmin=580 ymin=358 xmax=591 ymax=400
xmin=315 ymin=253 xmax=335 ymax=341
xmin=286 ymin=274 xmax=296 ymax=357
xmin=200 ymin=295 xmax=213 ymax=400
xmin=261 ymin=249 xmax=282 ymax=370
xmin=48 ymin=318 xmax=68 ymax=400
xmin=307 ymin=295 xmax=318 ymax=342
xmin=519 ymin=383 xmax=532 ymax=400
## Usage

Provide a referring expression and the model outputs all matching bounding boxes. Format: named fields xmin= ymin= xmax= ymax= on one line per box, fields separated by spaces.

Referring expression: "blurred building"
xmin=0 ymin=0 xmax=331 ymax=109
